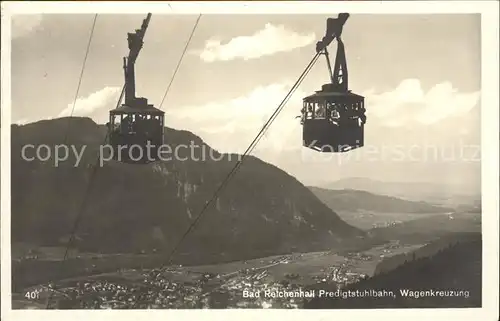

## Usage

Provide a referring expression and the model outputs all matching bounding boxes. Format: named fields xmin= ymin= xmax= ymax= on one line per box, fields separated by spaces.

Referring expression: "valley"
xmin=12 ymin=240 xmax=425 ymax=309
xmin=9 ymin=118 xmax=482 ymax=309
xmin=12 ymin=207 xmax=480 ymax=309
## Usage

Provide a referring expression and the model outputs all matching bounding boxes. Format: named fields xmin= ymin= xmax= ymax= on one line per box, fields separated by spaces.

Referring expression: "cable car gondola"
xmin=107 ymin=13 xmax=165 ymax=164
xmin=301 ymin=13 xmax=366 ymax=153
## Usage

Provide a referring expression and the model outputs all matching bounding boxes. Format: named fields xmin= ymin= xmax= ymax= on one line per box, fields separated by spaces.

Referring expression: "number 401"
xmin=25 ymin=291 xmax=40 ymax=300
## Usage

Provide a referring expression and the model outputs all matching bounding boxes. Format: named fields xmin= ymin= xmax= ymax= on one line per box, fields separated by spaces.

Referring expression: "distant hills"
xmin=305 ymin=232 xmax=482 ymax=308
xmin=11 ymin=117 xmax=363 ymax=266
xmin=308 ymin=186 xmax=453 ymax=214
xmin=321 ymin=177 xmax=480 ymax=205
xmin=367 ymin=212 xmax=481 ymax=244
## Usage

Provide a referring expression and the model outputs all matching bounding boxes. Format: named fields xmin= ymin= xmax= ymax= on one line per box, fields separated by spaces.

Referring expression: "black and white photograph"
xmin=1 ymin=1 xmax=499 ymax=320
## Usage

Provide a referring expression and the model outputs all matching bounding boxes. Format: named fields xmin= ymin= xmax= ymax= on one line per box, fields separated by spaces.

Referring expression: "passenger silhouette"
xmin=121 ymin=115 xmax=132 ymax=133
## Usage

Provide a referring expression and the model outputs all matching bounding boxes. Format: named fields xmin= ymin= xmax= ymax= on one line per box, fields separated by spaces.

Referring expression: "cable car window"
xmin=306 ymin=103 xmax=314 ymax=119
xmin=112 ymin=115 xmax=122 ymax=130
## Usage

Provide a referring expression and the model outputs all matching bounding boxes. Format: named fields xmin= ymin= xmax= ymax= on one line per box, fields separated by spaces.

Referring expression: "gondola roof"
xmin=110 ymin=104 xmax=165 ymax=115
xmin=303 ymin=83 xmax=364 ymax=102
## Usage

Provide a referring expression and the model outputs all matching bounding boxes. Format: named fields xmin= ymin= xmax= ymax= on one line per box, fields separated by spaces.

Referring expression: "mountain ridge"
xmin=373 ymin=232 xmax=480 ymax=275
xmin=308 ymin=186 xmax=453 ymax=213
xmin=11 ymin=117 xmax=364 ymax=265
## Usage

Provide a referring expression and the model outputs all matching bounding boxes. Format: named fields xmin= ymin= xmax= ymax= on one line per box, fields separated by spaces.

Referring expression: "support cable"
xmin=159 ymin=14 xmax=202 ymax=109
xmin=61 ymin=14 xmax=98 ymax=146
xmin=151 ymin=52 xmax=321 ymax=279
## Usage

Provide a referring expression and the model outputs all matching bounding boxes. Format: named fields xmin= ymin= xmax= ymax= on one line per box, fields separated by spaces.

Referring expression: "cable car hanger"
xmin=106 ymin=13 xmax=203 ymax=165
xmin=106 ymin=13 xmax=165 ymax=164
xmin=301 ymin=13 xmax=367 ymax=153
xmin=316 ymin=13 xmax=350 ymax=91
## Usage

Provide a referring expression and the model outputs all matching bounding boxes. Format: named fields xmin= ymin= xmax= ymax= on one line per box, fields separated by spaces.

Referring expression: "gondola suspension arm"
xmin=316 ymin=13 xmax=350 ymax=92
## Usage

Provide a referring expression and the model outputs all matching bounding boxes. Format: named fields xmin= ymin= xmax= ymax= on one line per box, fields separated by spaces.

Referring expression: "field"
xmin=335 ymin=210 xmax=443 ymax=230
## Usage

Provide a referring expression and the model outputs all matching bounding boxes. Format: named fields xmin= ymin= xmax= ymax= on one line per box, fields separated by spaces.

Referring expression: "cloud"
xmin=58 ymin=87 xmax=122 ymax=118
xmin=169 ymin=82 xmax=308 ymax=153
xmin=193 ymin=24 xmax=316 ymax=62
xmin=12 ymin=14 xmax=43 ymax=39
xmin=168 ymin=78 xmax=480 ymax=159
xmin=12 ymin=116 xmax=55 ymax=125
xmin=365 ymin=79 xmax=480 ymax=127
xmin=13 ymin=118 xmax=30 ymax=125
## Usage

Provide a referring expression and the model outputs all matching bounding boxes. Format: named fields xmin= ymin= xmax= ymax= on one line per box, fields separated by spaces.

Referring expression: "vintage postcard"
xmin=1 ymin=1 xmax=499 ymax=321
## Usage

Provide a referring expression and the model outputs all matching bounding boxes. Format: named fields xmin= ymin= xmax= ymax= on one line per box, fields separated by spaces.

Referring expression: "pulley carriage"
xmin=301 ymin=13 xmax=366 ymax=153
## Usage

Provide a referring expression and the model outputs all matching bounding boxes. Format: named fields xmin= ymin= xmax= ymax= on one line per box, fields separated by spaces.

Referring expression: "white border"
xmin=1 ymin=1 xmax=499 ymax=321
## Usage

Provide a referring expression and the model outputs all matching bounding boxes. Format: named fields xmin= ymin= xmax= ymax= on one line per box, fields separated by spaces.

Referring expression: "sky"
xmin=10 ymin=13 xmax=481 ymax=189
